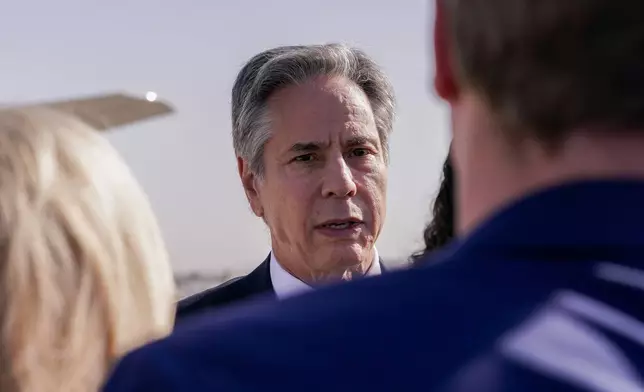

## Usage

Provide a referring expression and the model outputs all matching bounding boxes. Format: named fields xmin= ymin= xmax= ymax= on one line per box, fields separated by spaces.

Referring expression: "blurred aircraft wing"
xmin=14 ymin=93 xmax=174 ymax=131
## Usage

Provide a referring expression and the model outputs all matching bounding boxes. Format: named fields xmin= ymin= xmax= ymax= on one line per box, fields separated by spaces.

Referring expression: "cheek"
xmin=360 ymin=168 xmax=388 ymax=218
xmin=263 ymin=180 xmax=316 ymax=228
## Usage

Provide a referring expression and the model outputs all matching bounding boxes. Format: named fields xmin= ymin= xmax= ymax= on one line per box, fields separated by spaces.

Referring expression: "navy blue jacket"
xmin=176 ymin=254 xmax=273 ymax=321
xmin=103 ymin=181 xmax=644 ymax=391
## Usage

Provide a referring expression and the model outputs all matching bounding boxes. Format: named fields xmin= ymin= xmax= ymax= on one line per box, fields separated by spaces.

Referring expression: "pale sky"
xmin=0 ymin=0 xmax=450 ymax=275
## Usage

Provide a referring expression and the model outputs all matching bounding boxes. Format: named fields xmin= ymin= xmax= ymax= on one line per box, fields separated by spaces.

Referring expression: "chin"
xmin=329 ymin=243 xmax=371 ymax=266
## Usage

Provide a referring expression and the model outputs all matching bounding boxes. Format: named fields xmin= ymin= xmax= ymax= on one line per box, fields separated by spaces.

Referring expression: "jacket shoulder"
xmin=176 ymin=276 xmax=246 ymax=319
xmin=175 ymin=256 xmax=273 ymax=321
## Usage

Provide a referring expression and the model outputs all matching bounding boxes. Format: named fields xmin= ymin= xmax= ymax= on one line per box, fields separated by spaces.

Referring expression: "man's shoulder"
xmin=176 ymin=256 xmax=273 ymax=320
xmin=176 ymin=276 xmax=246 ymax=317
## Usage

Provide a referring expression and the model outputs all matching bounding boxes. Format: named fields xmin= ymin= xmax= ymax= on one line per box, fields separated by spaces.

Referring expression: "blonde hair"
xmin=0 ymin=108 xmax=176 ymax=391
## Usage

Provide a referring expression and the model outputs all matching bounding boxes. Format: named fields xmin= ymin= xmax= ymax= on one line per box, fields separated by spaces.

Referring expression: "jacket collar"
xmin=445 ymin=180 xmax=644 ymax=268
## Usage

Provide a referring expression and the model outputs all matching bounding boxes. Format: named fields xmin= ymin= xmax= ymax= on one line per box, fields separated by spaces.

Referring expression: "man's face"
xmin=242 ymin=76 xmax=388 ymax=279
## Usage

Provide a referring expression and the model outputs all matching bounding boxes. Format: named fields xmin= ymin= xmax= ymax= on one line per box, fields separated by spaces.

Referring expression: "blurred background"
xmin=0 ymin=0 xmax=450 ymax=295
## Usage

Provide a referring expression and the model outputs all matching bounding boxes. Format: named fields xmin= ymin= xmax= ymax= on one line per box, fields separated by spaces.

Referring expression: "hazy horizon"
xmin=0 ymin=0 xmax=450 ymax=276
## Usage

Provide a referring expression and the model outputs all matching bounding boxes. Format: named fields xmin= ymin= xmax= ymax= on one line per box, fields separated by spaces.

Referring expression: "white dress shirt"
xmin=269 ymin=248 xmax=382 ymax=299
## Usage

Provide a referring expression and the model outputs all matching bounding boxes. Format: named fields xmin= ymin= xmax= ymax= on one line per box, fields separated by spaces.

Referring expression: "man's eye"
xmin=350 ymin=148 xmax=370 ymax=157
xmin=293 ymin=154 xmax=315 ymax=162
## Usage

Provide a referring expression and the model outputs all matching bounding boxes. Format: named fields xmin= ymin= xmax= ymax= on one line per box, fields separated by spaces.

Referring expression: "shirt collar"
xmin=269 ymin=248 xmax=381 ymax=300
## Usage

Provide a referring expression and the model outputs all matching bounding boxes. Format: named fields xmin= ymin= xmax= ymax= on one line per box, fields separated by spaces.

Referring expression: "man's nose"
xmin=321 ymin=157 xmax=357 ymax=198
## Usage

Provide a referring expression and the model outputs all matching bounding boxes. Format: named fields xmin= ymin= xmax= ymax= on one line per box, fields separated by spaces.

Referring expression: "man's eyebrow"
xmin=287 ymin=137 xmax=378 ymax=153
xmin=346 ymin=136 xmax=379 ymax=147
xmin=289 ymin=142 xmax=324 ymax=153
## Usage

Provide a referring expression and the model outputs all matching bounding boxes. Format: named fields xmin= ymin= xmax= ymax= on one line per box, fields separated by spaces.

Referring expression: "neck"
xmin=458 ymin=131 xmax=644 ymax=235
xmin=271 ymin=246 xmax=376 ymax=285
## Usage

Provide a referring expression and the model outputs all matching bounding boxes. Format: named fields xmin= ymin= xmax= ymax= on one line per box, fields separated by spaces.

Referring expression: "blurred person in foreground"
xmin=0 ymin=108 xmax=176 ymax=392
xmin=177 ymin=43 xmax=395 ymax=320
xmin=411 ymin=153 xmax=454 ymax=263
xmin=104 ymin=0 xmax=644 ymax=390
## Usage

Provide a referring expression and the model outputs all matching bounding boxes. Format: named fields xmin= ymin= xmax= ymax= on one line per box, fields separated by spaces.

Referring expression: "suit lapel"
xmin=242 ymin=254 xmax=275 ymax=297
xmin=379 ymin=258 xmax=388 ymax=273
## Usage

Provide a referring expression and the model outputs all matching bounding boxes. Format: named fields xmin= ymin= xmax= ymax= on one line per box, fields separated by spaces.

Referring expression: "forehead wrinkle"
xmin=267 ymin=77 xmax=378 ymax=154
xmin=344 ymin=85 xmax=376 ymax=129
xmin=318 ymin=76 xmax=374 ymax=120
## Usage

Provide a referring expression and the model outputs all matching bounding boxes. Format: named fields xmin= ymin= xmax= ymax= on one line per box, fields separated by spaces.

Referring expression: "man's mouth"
xmin=317 ymin=219 xmax=363 ymax=229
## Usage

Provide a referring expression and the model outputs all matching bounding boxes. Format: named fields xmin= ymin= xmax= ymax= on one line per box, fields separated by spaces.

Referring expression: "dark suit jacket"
xmin=176 ymin=253 xmax=387 ymax=322
xmin=176 ymin=254 xmax=273 ymax=321
xmin=104 ymin=180 xmax=644 ymax=392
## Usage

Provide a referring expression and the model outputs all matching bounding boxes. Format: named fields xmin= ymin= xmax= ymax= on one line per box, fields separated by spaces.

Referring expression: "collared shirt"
xmin=269 ymin=248 xmax=382 ymax=299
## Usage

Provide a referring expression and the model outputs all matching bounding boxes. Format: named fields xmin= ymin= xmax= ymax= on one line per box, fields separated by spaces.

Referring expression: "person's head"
xmin=433 ymin=0 xmax=644 ymax=234
xmin=232 ymin=44 xmax=395 ymax=283
xmin=412 ymin=154 xmax=454 ymax=263
xmin=0 ymin=108 xmax=175 ymax=392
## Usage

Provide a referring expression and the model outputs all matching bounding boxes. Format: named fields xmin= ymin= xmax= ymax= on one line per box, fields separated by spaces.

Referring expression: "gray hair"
xmin=231 ymin=43 xmax=396 ymax=176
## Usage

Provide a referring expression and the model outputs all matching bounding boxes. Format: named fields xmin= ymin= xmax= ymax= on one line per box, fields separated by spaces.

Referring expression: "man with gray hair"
xmin=177 ymin=43 xmax=395 ymax=319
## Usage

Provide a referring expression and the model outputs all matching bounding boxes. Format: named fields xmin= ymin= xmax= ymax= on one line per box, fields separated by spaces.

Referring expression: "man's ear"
xmin=237 ymin=157 xmax=264 ymax=218
xmin=433 ymin=0 xmax=459 ymax=101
